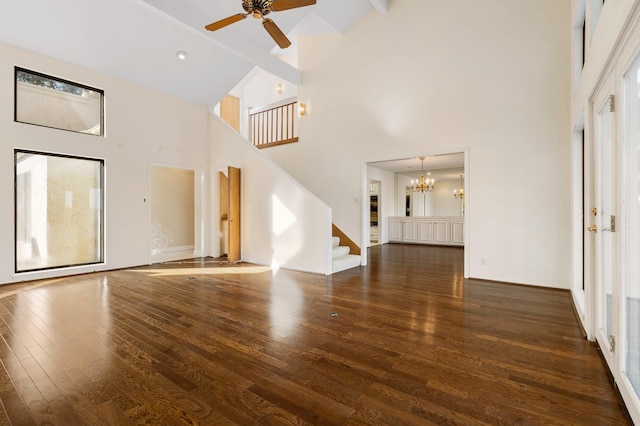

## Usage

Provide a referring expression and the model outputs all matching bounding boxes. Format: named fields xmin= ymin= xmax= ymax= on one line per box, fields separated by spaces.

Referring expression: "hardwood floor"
xmin=0 ymin=244 xmax=631 ymax=425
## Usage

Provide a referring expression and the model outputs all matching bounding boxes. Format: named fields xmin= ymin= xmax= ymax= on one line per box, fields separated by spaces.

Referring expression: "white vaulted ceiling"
xmin=0 ymin=0 xmax=384 ymax=106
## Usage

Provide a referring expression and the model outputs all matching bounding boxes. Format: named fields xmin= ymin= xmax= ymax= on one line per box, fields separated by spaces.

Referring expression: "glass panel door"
xmin=624 ymin=55 xmax=640 ymax=407
xmin=592 ymin=81 xmax=617 ymax=370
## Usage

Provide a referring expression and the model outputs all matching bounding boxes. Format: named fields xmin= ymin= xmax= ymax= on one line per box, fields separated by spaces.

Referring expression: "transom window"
xmin=14 ymin=67 xmax=104 ymax=136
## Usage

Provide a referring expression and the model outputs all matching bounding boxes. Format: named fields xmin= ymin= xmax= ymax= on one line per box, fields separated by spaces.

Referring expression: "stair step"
xmin=332 ymin=236 xmax=340 ymax=247
xmin=332 ymin=254 xmax=361 ymax=273
xmin=332 ymin=245 xmax=350 ymax=258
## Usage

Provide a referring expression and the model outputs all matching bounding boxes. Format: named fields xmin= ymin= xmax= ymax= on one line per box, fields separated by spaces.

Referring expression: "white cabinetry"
xmin=451 ymin=219 xmax=464 ymax=245
xmin=417 ymin=219 xmax=433 ymax=244
xmin=388 ymin=217 xmax=463 ymax=246
xmin=403 ymin=218 xmax=417 ymax=242
xmin=389 ymin=218 xmax=403 ymax=242
xmin=433 ymin=219 xmax=450 ymax=245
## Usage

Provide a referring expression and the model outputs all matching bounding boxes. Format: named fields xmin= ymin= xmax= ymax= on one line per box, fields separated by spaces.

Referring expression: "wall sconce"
xmin=298 ymin=102 xmax=306 ymax=116
xmin=453 ymin=174 xmax=464 ymax=199
xmin=276 ymin=83 xmax=283 ymax=94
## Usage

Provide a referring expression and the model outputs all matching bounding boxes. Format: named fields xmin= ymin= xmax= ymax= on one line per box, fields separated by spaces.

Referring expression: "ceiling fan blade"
xmin=263 ymin=19 xmax=291 ymax=48
xmin=270 ymin=0 xmax=316 ymax=12
xmin=205 ymin=13 xmax=247 ymax=31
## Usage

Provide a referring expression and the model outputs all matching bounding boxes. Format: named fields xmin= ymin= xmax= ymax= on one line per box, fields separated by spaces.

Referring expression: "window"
xmin=15 ymin=150 xmax=104 ymax=272
xmin=15 ymin=67 xmax=104 ymax=136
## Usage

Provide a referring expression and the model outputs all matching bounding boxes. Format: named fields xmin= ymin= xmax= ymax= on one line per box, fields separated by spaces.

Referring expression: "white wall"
xmin=242 ymin=67 xmax=299 ymax=111
xmin=0 ymin=41 xmax=210 ymax=284
xmin=263 ymin=0 xmax=572 ymax=288
xmin=209 ymin=115 xmax=332 ymax=275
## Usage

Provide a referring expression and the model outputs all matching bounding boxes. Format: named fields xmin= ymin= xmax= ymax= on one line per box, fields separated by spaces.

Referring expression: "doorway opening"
xmin=149 ymin=165 xmax=201 ymax=263
xmin=369 ymin=179 xmax=381 ymax=246
xmin=218 ymin=167 xmax=241 ymax=263
xmin=363 ymin=150 xmax=469 ymax=278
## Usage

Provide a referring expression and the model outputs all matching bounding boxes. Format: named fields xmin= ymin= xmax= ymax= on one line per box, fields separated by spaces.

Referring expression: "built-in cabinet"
xmin=389 ymin=217 xmax=464 ymax=246
xmin=403 ymin=219 xmax=417 ymax=242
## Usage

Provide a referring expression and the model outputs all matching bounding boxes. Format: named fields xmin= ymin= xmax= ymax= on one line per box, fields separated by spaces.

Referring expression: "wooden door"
xmin=220 ymin=95 xmax=240 ymax=132
xmin=218 ymin=171 xmax=229 ymax=255
xmin=228 ymin=166 xmax=241 ymax=262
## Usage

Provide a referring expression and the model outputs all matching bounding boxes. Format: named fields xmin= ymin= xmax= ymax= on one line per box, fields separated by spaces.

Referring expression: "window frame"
xmin=14 ymin=67 xmax=105 ymax=136
xmin=14 ymin=149 xmax=105 ymax=273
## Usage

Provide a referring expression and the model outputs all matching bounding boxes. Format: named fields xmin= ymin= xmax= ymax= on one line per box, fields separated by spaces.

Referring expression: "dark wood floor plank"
xmin=110 ymin=319 xmax=264 ymax=424
xmin=0 ymin=399 xmax=11 ymax=426
xmin=0 ymin=352 xmax=34 ymax=425
xmin=75 ymin=360 xmax=144 ymax=420
xmin=0 ymin=388 xmax=35 ymax=426
xmin=0 ymin=244 xmax=631 ymax=424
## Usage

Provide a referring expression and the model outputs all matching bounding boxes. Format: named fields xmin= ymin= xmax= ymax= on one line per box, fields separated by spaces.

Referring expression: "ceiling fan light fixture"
xmin=205 ymin=0 xmax=316 ymax=49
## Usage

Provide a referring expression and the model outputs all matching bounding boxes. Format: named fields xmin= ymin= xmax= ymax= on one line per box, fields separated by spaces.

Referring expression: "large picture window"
xmin=15 ymin=67 xmax=104 ymax=136
xmin=15 ymin=150 xmax=104 ymax=272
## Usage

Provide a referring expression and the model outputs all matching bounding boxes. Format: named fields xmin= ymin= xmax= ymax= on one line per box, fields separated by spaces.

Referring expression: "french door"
xmin=620 ymin=53 xmax=640 ymax=419
xmin=590 ymin=76 xmax=617 ymax=371
xmin=584 ymin=52 xmax=640 ymax=422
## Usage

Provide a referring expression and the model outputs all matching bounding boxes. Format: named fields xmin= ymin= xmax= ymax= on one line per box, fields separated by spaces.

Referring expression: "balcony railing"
xmin=249 ymin=99 xmax=298 ymax=149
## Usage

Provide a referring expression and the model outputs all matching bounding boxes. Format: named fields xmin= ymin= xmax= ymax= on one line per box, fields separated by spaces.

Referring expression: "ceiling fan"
xmin=205 ymin=0 xmax=316 ymax=49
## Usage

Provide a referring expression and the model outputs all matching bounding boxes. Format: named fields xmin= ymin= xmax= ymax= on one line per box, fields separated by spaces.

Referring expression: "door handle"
xmin=588 ymin=225 xmax=597 ymax=233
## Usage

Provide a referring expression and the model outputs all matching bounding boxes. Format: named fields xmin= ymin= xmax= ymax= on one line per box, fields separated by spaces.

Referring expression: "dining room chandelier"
xmin=411 ymin=157 xmax=435 ymax=193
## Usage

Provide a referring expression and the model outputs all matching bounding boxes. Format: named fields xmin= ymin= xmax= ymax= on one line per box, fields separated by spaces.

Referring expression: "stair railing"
xmin=249 ymin=98 xmax=299 ymax=149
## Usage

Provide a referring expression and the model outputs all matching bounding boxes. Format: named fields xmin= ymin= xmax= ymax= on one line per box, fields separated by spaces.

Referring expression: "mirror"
xmin=401 ymin=167 xmax=464 ymax=217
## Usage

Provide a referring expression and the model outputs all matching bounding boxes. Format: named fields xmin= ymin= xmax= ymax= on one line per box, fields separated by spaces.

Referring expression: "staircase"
xmin=332 ymin=236 xmax=361 ymax=273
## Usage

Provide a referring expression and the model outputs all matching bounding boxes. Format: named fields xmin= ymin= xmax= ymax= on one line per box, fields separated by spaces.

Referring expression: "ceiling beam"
xmin=369 ymin=0 xmax=388 ymax=13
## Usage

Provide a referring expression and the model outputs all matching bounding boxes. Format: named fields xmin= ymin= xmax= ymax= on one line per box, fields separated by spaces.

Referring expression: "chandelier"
xmin=454 ymin=174 xmax=464 ymax=199
xmin=411 ymin=157 xmax=435 ymax=193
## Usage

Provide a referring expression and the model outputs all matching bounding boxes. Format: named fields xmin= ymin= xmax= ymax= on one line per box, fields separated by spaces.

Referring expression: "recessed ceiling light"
xmin=176 ymin=51 xmax=187 ymax=60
